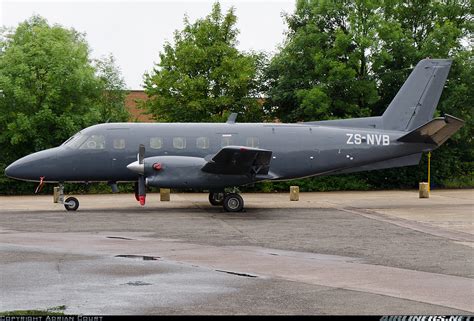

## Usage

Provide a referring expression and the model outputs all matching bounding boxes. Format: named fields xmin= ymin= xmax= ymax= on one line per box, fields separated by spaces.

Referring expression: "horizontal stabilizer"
xmin=397 ymin=114 xmax=464 ymax=146
xmin=202 ymin=146 xmax=272 ymax=175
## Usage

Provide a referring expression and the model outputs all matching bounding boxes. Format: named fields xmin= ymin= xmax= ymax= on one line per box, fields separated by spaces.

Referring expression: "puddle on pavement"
xmin=115 ymin=255 xmax=160 ymax=261
xmin=107 ymin=236 xmax=135 ymax=240
xmin=124 ymin=281 xmax=152 ymax=286
xmin=215 ymin=270 xmax=257 ymax=278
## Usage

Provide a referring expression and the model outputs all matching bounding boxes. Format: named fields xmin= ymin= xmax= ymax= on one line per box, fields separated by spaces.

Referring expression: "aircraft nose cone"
xmin=4 ymin=149 xmax=58 ymax=181
xmin=4 ymin=163 xmax=16 ymax=178
xmin=127 ymin=161 xmax=144 ymax=175
xmin=4 ymin=159 xmax=27 ymax=179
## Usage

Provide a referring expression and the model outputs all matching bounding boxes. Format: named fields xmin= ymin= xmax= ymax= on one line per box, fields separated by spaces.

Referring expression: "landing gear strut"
xmin=209 ymin=192 xmax=225 ymax=206
xmin=209 ymin=191 xmax=244 ymax=212
xmin=54 ymin=184 xmax=79 ymax=211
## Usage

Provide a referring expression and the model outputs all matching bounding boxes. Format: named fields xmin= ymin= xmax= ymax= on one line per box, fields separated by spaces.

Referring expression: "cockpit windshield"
xmin=62 ymin=132 xmax=106 ymax=150
xmin=80 ymin=135 xmax=105 ymax=149
xmin=62 ymin=133 xmax=88 ymax=149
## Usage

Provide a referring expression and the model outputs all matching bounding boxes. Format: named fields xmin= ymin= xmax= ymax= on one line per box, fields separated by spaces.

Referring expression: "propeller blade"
xmin=131 ymin=144 xmax=146 ymax=206
xmin=138 ymin=144 xmax=145 ymax=164
xmin=134 ymin=182 xmax=139 ymax=202
xmin=138 ymin=175 xmax=146 ymax=206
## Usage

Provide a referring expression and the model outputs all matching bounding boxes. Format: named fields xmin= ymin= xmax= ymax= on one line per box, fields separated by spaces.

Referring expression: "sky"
xmin=1 ymin=0 xmax=295 ymax=89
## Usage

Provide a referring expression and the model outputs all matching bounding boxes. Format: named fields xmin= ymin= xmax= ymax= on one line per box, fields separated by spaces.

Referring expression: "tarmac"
xmin=0 ymin=189 xmax=472 ymax=315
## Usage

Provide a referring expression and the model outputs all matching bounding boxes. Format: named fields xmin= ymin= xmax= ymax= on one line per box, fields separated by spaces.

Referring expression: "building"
xmin=124 ymin=91 xmax=272 ymax=123
xmin=125 ymin=90 xmax=153 ymax=122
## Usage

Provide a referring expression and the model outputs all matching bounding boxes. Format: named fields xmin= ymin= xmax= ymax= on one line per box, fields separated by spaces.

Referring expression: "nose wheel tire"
xmin=64 ymin=197 xmax=79 ymax=211
xmin=209 ymin=192 xmax=225 ymax=206
xmin=223 ymin=193 xmax=244 ymax=212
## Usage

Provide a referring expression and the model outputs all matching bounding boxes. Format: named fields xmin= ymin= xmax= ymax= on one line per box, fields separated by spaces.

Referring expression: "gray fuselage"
xmin=5 ymin=121 xmax=428 ymax=189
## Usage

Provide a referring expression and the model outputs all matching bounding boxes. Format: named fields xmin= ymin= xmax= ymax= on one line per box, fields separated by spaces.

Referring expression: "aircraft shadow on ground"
xmin=6 ymin=206 xmax=331 ymax=221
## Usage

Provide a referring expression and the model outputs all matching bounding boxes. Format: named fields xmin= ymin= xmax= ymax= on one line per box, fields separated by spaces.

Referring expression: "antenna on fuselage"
xmin=226 ymin=113 xmax=237 ymax=124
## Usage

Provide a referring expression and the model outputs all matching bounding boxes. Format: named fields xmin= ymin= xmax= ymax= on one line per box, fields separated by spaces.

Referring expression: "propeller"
xmin=127 ymin=144 xmax=146 ymax=206
xmin=138 ymin=144 xmax=145 ymax=165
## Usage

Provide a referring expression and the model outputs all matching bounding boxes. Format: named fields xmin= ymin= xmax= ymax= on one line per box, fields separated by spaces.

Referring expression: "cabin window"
xmin=246 ymin=137 xmax=259 ymax=148
xmin=113 ymin=138 xmax=125 ymax=150
xmin=221 ymin=135 xmax=233 ymax=147
xmin=150 ymin=137 xmax=163 ymax=149
xmin=173 ymin=137 xmax=186 ymax=149
xmin=80 ymin=135 xmax=105 ymax=150
xmin=196 ymin=137 xmax=209 ymax=149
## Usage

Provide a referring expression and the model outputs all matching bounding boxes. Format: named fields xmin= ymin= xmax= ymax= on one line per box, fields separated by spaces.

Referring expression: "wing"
xmin=201 ymin=146 xmax=272 ymax=176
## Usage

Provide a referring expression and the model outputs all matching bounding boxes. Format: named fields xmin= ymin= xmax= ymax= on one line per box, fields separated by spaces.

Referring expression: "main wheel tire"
xmin=209 ymin=192 xmax=225 ymax=206
xmin=64 ymin=196 xmax=79 ymax=211
xmin=223 ymin=193 xmax=244 ymax=212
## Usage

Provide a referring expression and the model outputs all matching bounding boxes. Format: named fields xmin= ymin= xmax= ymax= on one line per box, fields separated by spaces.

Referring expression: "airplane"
xmin=4 ymin=59 xmax=464 ymax=212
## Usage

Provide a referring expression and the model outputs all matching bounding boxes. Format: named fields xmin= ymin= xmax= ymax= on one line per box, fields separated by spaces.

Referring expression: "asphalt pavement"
xmin=0 ymin=189 xmax=472 ymax=314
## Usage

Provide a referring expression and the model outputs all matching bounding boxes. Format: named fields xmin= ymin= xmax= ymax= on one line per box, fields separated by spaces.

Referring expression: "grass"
xmin=441 ymin=175 xmax=474 ymax=188
xmin=1 ymin=305 xmax=66 ymax=316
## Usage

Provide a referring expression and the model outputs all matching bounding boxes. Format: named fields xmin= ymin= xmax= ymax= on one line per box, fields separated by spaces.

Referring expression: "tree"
xmin=369 ymin=0 xmax=473 ymax=188
xmin=142 ymin=2 xmax=264 ymax=122
xmin=94 ymin=54 xmax=130 ymax=123
xmin=0 ymin=16 xmax=128 ymax=193
xmin=265 ymin=0 xmax=380 ymax=122
xmin=264 ymin=0 xmax=472 ymax=188
xmin=372 ymin=0 xmax=472 ymax=116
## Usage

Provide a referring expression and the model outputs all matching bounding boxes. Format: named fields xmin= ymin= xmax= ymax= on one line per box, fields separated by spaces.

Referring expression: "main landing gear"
xmin=209 ymin=191 xmax=244 ymax=212
xmin=54 ymin=184 xmax=79 ymax=211
xmin=209 ymin=192 xmax=225 ymax=206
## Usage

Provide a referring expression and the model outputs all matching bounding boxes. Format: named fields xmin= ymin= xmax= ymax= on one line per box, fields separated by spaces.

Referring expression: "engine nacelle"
xmin=143 ymin=155 xmax=254 ymax=189
xmin=143 ymin=156 xmax=211 ymax=188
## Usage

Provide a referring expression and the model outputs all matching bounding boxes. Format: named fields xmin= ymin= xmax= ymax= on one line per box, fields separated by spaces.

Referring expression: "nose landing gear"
xmin=64 ymin=197 xmax=79 ymax=211
xmin=54 ymin=184 xmax=79 ymax=211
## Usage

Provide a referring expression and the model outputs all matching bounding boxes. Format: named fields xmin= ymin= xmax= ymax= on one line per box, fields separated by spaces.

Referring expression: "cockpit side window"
xmin=79 ymin=135 xmax=106 ymax=150
xmin=113 ymin=138 xmax=126 ymax=150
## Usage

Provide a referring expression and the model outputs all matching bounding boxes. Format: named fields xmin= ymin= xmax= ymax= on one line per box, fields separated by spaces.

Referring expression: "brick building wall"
xmin=124 ymin=91 xmax=270 ymax=123
xmin=125 ymin=90 xmax=153 ymax=122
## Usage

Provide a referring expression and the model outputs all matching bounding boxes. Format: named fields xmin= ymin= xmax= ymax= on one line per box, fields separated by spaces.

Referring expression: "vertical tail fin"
xmin=382 ymin=59 xmax=452 ymax=131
